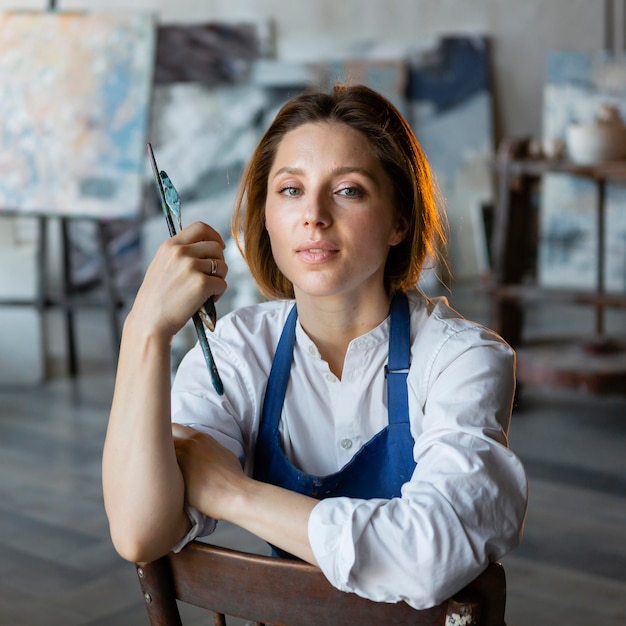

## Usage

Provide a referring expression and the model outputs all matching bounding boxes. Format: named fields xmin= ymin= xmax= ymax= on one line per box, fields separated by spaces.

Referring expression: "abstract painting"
xmin=143 ymin=23 xmax=267 ymax=316
xmin=407 ymin=36 xmax=496 ymax=281
xmin=0 ymin=11 xmax=155 ymax=218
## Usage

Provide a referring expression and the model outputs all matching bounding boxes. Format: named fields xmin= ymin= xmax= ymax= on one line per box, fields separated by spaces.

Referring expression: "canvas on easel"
xmin=0 ymin=11 xmax=155 ymax=382
xmin=0 ymin=11 xmax=155 ymax=219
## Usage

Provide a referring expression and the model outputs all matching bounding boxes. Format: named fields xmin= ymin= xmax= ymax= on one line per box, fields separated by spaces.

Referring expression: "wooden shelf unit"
xmin=490 ymin=154 xmax=626 ymax=394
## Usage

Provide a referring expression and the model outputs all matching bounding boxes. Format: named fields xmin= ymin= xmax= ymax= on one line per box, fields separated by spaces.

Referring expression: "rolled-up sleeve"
xmin=169 ymin=320 xmax=264 ymax=550
xmin=308 ymin=325 xmax=528 ymax=609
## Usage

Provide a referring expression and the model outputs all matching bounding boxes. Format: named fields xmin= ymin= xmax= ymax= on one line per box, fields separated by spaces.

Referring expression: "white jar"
xmin=566 ymin=104 xmax=626 ymax=164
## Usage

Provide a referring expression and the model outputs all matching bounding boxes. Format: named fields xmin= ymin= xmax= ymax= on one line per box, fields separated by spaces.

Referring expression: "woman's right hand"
xmin=130 ymin=221 xmax=228 ymax=339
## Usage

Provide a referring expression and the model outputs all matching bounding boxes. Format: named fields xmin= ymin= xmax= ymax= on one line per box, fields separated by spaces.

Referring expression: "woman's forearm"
xmin=102 ymin=312 xmax=189 ymax=563
xmin=226 ymin=478 xmax=319 ymax=565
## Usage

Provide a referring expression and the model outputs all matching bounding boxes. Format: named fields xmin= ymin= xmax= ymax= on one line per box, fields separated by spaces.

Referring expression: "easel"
xmin=46 ymin=214 xmax=125 ymax=376
xmin=0 ymin=212 xmax=126 ymax=377
xmin=0 ymin=2 xmax=135 ymax=377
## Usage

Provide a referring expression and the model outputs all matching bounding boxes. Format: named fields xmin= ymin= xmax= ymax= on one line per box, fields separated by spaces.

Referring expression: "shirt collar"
xmin=295 ymin=314 xmax=390 ymax=359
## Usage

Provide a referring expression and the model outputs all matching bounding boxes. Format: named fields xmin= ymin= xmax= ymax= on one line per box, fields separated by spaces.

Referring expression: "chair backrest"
xmin=135 ymin=540 xmax=506 ymax=626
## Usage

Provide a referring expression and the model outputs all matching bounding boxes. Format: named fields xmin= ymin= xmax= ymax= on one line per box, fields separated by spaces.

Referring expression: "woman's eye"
xmin=279 ymin=186 xmax=301 ymax=197
xmin=337 ymin=186 xmax=362 ymax=198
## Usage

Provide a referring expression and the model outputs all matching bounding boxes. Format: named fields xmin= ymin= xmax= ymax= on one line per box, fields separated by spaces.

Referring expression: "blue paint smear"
xmin=407 ymin=37 xmax=491 ymax=114
xmin=96 ymin=24 xmax=154 ymax=172
xmin=545 ymin=51 xmax=593 ymax=87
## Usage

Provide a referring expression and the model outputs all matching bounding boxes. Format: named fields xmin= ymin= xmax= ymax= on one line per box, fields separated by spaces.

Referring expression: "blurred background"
xmin=0 ymin=1 xmax=625 ymax=624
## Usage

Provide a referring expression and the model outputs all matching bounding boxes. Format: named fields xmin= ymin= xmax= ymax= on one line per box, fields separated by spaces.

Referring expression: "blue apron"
xmin=253 ymin=292 xmax=416 ymax=512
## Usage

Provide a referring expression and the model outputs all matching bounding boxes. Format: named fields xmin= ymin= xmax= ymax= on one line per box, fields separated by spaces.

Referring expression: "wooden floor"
xmin=1 ymin=295 xmax=625 ymax=625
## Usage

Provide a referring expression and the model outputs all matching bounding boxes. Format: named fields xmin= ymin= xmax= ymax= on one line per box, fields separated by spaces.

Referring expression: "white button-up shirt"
xmin=171 ymin=289 xmax=528 ymax=609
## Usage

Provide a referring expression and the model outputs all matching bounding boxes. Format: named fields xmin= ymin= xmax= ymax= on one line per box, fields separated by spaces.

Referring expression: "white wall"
xmin=1 ymin=0 xmax=605 ymax=139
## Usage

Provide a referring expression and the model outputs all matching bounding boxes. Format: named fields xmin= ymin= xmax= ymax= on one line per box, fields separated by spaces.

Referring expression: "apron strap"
xmin=386 ymin=292 xmax=410 ymax=425
xmin=260 ymin=304 xmax=298 ymax=431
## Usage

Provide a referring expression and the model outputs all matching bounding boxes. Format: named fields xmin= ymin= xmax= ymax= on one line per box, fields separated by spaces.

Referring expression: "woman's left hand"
xmin=172 ymin=423 xmax=246 ymax=520
xmin=172 ymin=424 xmax=319 ymax=564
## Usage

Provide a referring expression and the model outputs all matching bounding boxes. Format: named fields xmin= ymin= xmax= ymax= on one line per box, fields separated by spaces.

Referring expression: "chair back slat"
xmin=136 ymin=541 xmax=506 ymax=626
xmin=169 ymin=542 xmax=443 ymax=625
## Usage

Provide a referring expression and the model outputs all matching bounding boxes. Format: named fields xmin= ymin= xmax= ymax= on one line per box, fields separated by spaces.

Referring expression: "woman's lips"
xmin=296 ymin=241 xmax=339 ymax=264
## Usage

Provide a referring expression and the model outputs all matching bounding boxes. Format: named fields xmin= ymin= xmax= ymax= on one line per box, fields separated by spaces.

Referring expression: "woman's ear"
xmin=389 ymin=216 xmax=409 ymax=246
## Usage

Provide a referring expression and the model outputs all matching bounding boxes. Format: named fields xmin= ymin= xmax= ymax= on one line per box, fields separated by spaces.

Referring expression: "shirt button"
xmin=340 ymin=438 xmax=353 ymax=450
xmin=325 ymin=373 xmax=337 ymax=383
xmin=308 ymin=345 xmax=317 ymax=355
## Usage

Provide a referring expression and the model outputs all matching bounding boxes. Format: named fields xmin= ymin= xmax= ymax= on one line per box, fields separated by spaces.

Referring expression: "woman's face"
xmin=264 ymin=122 xmax=406 ymax=304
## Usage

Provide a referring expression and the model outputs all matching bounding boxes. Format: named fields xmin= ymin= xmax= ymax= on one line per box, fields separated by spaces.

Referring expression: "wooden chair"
xmin=135 ymin=540 xmax=506 ymax=625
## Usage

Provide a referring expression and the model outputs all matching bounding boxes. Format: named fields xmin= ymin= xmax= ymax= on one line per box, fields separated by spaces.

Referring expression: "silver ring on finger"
xmin=209 ymin=258 xmax=218 ymax=276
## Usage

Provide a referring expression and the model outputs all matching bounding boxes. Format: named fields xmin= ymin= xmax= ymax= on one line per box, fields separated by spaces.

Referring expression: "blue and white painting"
xmin=0 ymin=12 xmax=155 ymax=218
xmin=407 ymin=36 xmax=496 ymax=279
xmin=540 ymin=51 xmax=626 ymax=293
xmin=143 ymin=24 xmax=269 ymax=315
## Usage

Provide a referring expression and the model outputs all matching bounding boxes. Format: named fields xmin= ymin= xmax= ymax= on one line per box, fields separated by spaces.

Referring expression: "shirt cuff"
xmin=171 ymin=504 xmax=217 ymax=553
xmin=308 ymin=497 xmax=371 ymax=593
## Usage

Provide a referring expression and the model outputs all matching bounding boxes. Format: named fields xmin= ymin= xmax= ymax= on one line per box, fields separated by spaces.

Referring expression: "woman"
xmin=103 ymin=84 xmax=527 ymax=609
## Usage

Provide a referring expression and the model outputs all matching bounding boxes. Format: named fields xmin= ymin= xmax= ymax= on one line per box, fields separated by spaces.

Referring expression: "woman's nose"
xmin=302 ymin=192 xmax=331 ymax=227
